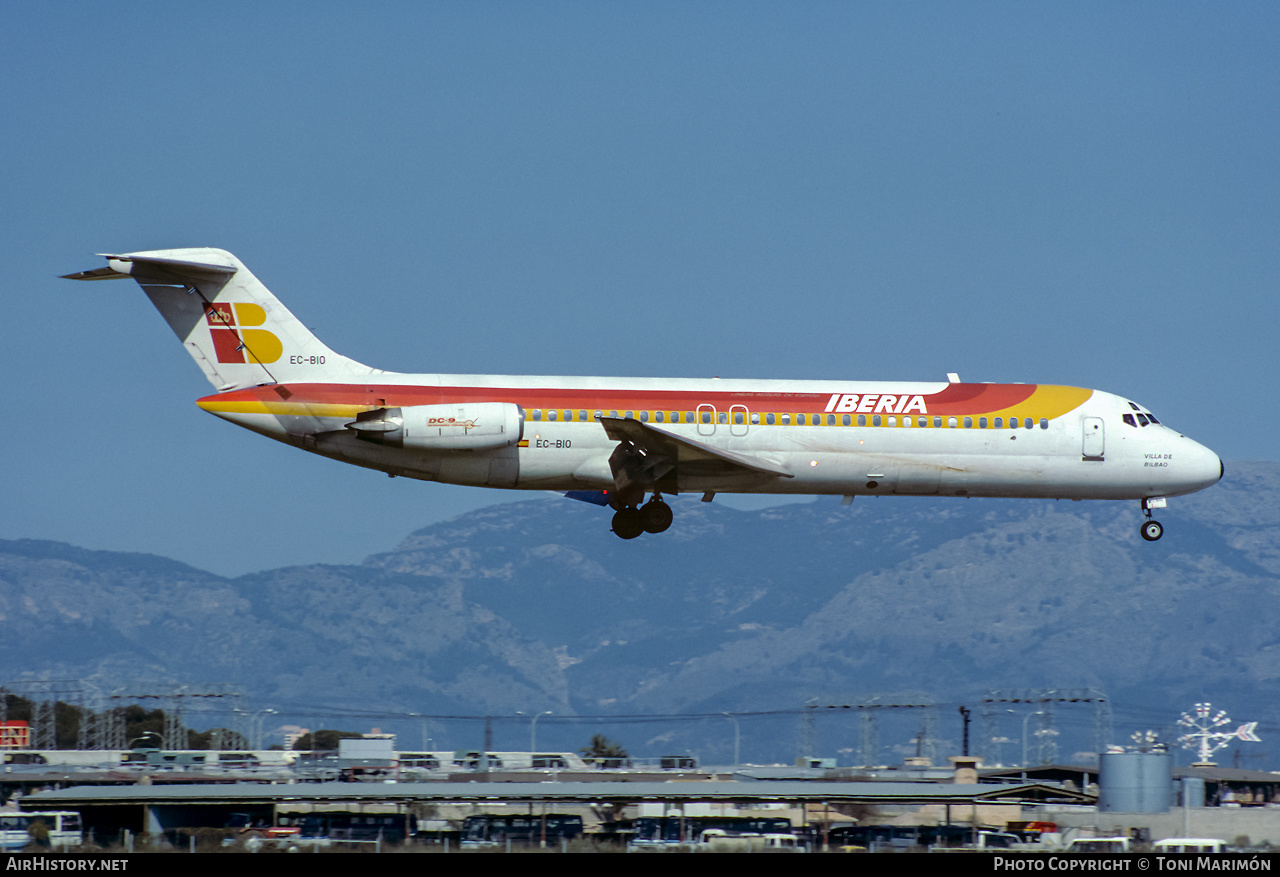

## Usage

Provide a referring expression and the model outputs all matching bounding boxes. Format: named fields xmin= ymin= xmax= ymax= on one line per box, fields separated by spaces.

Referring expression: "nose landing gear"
xmin=1140 ymin=497 xmax=1165 ymax=542
xmin=611 ymin=495 xmax=673 ymax=539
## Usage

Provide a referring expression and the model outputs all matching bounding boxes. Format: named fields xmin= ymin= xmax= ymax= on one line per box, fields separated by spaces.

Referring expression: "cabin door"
xmin=1082 ymin=417 xmax=1105 ymax=460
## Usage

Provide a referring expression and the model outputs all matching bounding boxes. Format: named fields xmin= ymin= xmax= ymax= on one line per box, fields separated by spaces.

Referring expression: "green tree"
xmin=580 ymin=734 xmax=628 ymax=765
xmin=187 ymin=728 xmax=249 ymax=749
xmin=292 ymin=729 xmax=365 ymax=751
xmin=122 ymin=705 xmax=165 ymax=747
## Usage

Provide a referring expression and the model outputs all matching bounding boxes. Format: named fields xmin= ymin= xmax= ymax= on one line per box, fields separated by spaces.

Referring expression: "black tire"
xmin=612 ymin=508 xmax=644 ymax=539
xmin=641 ymin=500 xmax=674 ymax=534
xmin=1141 ymin=520 xmax=1164 ymax=542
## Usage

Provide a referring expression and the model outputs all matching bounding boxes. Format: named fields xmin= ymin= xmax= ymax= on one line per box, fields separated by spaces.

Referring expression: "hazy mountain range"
xmin=3 ymin=461 xmax=1276 ymax=765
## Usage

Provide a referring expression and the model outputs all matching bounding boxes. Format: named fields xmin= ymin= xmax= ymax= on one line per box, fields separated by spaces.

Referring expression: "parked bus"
xmin=0 ymin=812 xmax=83 ymax=850
xmin=461 ymin=814 xmax=584 ymax=848
xmin=628 ymin=816 xmax=794 ymax=850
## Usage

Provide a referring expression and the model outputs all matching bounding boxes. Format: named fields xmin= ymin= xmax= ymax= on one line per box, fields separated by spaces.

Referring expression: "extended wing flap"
xmin=599 ymin=416 xmax=793 ymax=479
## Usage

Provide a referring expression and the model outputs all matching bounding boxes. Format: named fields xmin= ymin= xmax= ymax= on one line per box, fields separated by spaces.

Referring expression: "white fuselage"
xmin=199 ymin=373 xmax=1223 ymax=502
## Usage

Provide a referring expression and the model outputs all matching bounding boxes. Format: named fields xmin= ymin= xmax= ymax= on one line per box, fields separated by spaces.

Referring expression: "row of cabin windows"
xmin=527 ymin=409 xmax=1051 ymax=429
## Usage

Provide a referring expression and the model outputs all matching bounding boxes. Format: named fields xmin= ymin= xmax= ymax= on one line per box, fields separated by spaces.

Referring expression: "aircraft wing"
xmin=599 ymin=417 xmax=793 ymax=479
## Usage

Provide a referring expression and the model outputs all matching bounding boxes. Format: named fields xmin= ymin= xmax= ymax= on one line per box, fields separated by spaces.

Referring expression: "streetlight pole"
xmin=722 ymin=713 xmax=741 ymax=767
xmin=128 ymin=732 xmax=160 ymax=749
xmin=252 ymin=709 xmax=277 ymax=750
xmin=1022 ymin=710 xmax=1045 ymax=768
xmin=530 ymin=711 xmax=551 ymax=752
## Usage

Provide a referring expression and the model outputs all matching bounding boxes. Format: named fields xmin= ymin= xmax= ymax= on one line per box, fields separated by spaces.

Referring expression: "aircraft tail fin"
xmin=65 ymin=248 xmax=377 ymax=391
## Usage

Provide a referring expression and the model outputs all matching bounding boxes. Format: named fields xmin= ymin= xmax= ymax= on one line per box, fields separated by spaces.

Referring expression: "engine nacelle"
xmin=348 ymin=402 xmax=524 ymax=451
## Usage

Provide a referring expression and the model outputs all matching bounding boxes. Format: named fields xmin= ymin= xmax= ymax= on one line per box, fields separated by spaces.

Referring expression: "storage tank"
xmin=1098 ymin=750 xmax=1172 ymax=812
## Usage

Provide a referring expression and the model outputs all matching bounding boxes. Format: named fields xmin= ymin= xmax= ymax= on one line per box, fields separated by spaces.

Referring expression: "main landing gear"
xmin=1140 ymin=498 xmax=1165 ymax=542
xmin=612 ymin=495 xmax=673 ymax=540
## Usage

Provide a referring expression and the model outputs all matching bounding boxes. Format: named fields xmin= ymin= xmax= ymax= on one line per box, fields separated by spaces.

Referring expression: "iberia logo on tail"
xmin=204 ymin=303 xmax=283 ymax=364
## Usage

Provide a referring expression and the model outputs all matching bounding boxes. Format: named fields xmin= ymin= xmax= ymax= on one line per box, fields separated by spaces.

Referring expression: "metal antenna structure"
xmin=109 ymin=684 xmax=246 ymax=750
xmin=0 ymin=680 xmax=107 ymax=749
xmin=979 ymin=688 xmax=1113 ymax=766
xmin=800 ymin=694 xmax=937 ymax=766
xmin=1177 ymin=702 xmax=1260 ymax=765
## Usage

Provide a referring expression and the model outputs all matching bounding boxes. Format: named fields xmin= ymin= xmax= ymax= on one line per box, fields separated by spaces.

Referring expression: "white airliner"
xmin=66 ymin=249 xmax=1223 ymax=541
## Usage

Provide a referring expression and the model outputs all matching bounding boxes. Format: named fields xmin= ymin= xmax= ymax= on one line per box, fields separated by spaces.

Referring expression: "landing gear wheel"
xmin=1141 ymin=520 xmax=1164 ymax=542
xmin=641 ymin=498 xmax=674 ymax=534
xmin=612 ymin=508 xmax=645 ymax=540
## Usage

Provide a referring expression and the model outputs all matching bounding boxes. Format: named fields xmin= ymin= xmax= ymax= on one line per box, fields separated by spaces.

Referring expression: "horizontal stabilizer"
xmin=64 ymin=251 xmax=238 ymax=284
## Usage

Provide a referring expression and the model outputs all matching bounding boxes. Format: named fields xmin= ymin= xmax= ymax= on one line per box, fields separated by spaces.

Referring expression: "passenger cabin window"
xmin=766 ymin=413 xmax=775 ymax=425
xmin=564 ymin=410 xmax=572 ymax=421
xmin=979 ymin=417 xmax=988 ymax=428
xmin=751 ymin=413 xmax=760 ymax=424
xmin=994 ymin=417 xmax=1003 ymax=428
xmin=532 ymin=409 xmax=542 ymax=422
xmin=933 ymin=416 xmax=942 ymax=428
xmin=548 ymin=410 xmax=558 ymax=421
xmin=594 ymin=410 xmax=603 ymax=421
xmin=718 ymin=411 xmax=728 ymax=424
xmin=782 ymin=414 xmax=791 ymax=425
xmin=640 ymin=411 xmax=649 ymax=422
xmin=685 ymin=411 xmax=694 ymax=422
xmin=701 ymin=411 xmax=712 ymax=424
xmin=798 ymin=414 xmax=806 ymax=425
xmin=654 ymin=411 xmax=664 ymax=423
xmin=963 ymin=417 xmax=972 ymax=428
xmin=579 ymin=410 xmax=588 ymax=421
xmin=734 ymin=411 xmax=744 ymax=425
xmin=858 ymin=414 xmax=867 ymax=426
xmin=872 ymin=415 xmax=881 ymax=426
xmin=947 ymin=416 xmax=957 ymax=428
xmin=1039 ymin=418 xmax=1048 ymax=429
xmin=827 ymin=414 xmax=836 ymax=425
xmin=1024 ymin=418 xmax=1034 ymax=429
xmin=625 ymin=411 xmax=634 ymax=419
xmin=887 ymin=416 xmax=896 ymax=427
xmin=842 ymin=414 xmax=851 ymax=426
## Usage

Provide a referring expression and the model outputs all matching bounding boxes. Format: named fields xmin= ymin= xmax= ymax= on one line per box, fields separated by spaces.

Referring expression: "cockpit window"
xmin=1136 ymin=413 xmax=1150 ymax=426
xmin=1128 ymin=402 xmax=1140 ymax=411
xmin=1146 ymin=413 xmax=1160 ymax=424
xmin=1123 ymin=413 xmax=1136 ymax=427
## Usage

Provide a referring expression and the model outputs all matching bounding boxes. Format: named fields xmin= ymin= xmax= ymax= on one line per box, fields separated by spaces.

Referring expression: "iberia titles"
xmin=824 ymin=393 xmax=928 ymax=415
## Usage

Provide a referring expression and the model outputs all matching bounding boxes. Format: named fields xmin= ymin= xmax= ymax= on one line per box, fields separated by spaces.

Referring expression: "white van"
xmin=1153 ymin=838 xmax=1226 ymax=854
xmin=1063 ymin=837 xmax=1131 ymax=853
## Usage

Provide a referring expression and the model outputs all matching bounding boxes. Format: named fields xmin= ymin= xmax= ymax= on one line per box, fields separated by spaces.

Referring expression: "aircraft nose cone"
xmin=1186 ymin=440 xmax=1223 ymax=493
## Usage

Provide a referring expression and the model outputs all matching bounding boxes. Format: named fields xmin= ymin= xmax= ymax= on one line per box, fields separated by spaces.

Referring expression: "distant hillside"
xmin=2 ymin=461 xmax=1275 ymax=764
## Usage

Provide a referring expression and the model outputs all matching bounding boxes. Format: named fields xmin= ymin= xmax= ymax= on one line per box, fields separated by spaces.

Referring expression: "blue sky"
xmin=4 ymin=2 xmax=1277 ymax=576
